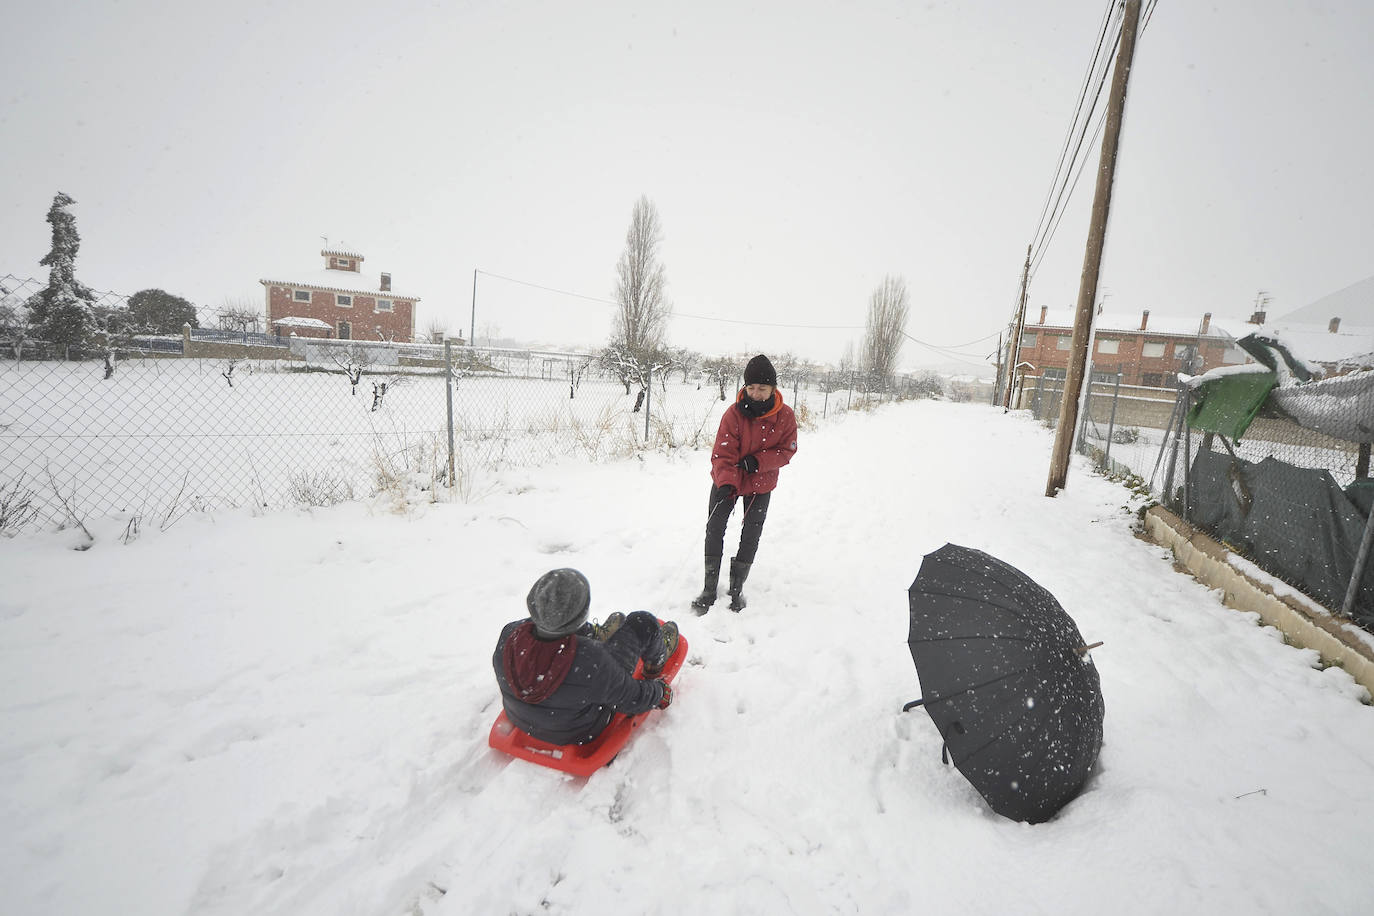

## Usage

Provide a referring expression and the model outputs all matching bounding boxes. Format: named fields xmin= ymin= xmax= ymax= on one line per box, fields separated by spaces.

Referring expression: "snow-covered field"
xmin=1 ymin=358 xmax=846 ymax=530
xmin=3 ymin=400 xmax=1372 ymax=915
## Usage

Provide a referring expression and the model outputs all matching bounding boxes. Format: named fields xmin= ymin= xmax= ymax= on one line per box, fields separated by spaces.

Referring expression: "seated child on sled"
xmin=492 ymin=568 xmax=679 ymax=747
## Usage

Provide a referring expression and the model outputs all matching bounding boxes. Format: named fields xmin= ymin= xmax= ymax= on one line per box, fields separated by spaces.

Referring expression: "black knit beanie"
xmin=526 ymin=568 xmax=591 ymax=638
xmin=743 ymin=355 xmax=777 ymax=386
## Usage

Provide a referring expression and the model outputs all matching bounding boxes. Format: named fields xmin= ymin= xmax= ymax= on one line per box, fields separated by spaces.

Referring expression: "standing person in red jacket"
xmin=691 ymin=354 xmax=799 ymax=613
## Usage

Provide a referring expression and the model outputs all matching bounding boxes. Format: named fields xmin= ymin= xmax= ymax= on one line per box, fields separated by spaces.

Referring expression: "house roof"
xmin=321 ymin=248 xmax=365 ymax=261
xmin=272 ymin=316 xmax=333 ymax=329
xmin=1258 ymin=321 xmax=1374 ymax=366
xmin=1029 ymin=308 xmax=1242 ymax=339
xmin=260 ymin=267 xmax=420 ymax=301
xmin=1276 ymin=274 xmax=1374 ymax=326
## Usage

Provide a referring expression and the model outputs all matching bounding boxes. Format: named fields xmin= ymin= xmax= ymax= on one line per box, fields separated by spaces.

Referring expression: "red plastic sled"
xmin=488 ymin=633 xmax=689 ymax=778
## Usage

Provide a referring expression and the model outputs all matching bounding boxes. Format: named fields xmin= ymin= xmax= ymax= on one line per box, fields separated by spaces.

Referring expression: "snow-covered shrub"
xmin=0 ymin=475 xmax=39 ymax=535
xmin=288 ymin=470 xmax=355 ymax=508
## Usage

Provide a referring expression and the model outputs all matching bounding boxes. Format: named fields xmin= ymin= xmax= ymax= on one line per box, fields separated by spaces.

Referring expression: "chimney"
xmin=1038 ymin=305 xmax=1048 ymax=325
xmin=1329 ymin=317 xmax=1341 ymax=333
xmin=1249 ymin=310 xmax=1266 ymax=325
xmin=1200 ymin=312 xmax=1212 ymax=334
xmin=1139 ymin=309 xmax=1149 ymax=330
xmin=380 ymin=272 xmax=391 ymax=292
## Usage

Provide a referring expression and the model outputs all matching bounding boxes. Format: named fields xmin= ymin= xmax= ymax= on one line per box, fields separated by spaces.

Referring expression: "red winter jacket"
xmin=710 ymin=388 xmax=799 ymax=496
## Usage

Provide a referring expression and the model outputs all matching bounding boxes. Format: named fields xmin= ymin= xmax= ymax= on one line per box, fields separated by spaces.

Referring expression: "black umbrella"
xmin=904 ymin=543 xmax=1104 ymax=824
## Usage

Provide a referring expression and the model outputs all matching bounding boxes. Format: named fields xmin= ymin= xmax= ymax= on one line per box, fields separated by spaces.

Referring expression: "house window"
xmin=338 ymin=320 xmax=351 ymax=340
xmin=1097 ymin=338 xmax=1120 ymax=355
xmin=1055 ymin=335 xmax=1072 ymax=350
xmin=1142 ymin=341 xmax=1166 ymax=358
xmin=1019 ymin=332 xmax=1037 ymax=349
xmin=1141 ymin=373 xmax=1165 ymax=387
xmin=1043 ymin=368 xmax=1068 ymax=380
xmin=334 ymin=257 xmax=352 ymax=268
xmin=1091 ymin=370 xmax=1117 ymax=383
xmin=336 ymin=295 xmax=353 ymax=307
xmin=376 ymin=299 xmax=393 ymax=313
xmin=293 ymin=289 xmax=311 ymax=302
xmin=1174 ymin=343 xmax=1191 ymax=359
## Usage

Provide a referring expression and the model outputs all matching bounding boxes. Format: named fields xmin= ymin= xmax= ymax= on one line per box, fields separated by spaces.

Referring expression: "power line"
xmin=1029 ymin=2 xmax=1123 ymax=265
xmin=1030 ymin=108 xmax=1108 ymax=279
xmin=478 ymin=268 xmax=1008 ymax=354
xmin=1027 ymin=0 xmax=1118 ymax=255
xmin=476 ymin=269 xmax=616 ymax=306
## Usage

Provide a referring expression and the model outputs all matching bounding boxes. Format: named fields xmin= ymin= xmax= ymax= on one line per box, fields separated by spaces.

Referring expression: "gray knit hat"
xmin=527 ymin=568 xmax=591 ymax=638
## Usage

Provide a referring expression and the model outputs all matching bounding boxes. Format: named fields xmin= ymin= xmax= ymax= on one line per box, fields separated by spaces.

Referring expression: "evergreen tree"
xmin=128 ymin=288 xmax=199 ymax=333
xmin=27 ymin=192 xmax=96 ymax=349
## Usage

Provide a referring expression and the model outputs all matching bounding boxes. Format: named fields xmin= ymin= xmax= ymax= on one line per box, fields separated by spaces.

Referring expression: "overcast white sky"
xmin=3 ymin=0 xmax=1371 ymax=371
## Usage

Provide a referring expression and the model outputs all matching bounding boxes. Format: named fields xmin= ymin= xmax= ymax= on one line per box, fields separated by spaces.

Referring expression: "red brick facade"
xmin=261 ymin=249 xmax=418 ymax=342
xmin=1016 ymin=309 xmax=1245 ymax=388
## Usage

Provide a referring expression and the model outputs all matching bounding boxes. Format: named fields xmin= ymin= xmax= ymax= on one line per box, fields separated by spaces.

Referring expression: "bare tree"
xmin=91 ymin=300 xmax=135 ymax=379
xmin=599 ymin=340 xmax=649 ymax=395
xmin=863 ymin=275 xmax=910 ymax=388
xmin=0 ymin=289 xmax=31 ymax=361
xmin=217 ymin=297 xmax=263 ymax=335
xmin=425 ymin=316 xmax=449 ymax=344
xmin=701 ymin=355 xmax=738 ymax=401
xmin=612 ymin=196 xmax=671 ymax=362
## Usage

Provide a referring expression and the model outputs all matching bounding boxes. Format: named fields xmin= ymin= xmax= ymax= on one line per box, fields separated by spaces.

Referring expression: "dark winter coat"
xmin=710 ymin=388 xmax=799 ymax=496
xmin=493 ymin=620 xmax=665 ymax=745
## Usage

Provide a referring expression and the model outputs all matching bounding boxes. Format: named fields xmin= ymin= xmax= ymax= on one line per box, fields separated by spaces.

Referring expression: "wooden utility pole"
xmin=1046 ymin=0 xmax=1142 ymax=496
xmin=1004 ymin=244 xmax=1033 ymax=409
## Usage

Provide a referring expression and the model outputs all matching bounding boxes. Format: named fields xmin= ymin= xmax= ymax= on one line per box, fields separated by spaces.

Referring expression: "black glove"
xmin=736 ymin=455 xmax=759 ymax=474
xmin=656 ymin=681 xmax=673 ymax=709
xmin=712 ymin=483 xmax=736 ymax=501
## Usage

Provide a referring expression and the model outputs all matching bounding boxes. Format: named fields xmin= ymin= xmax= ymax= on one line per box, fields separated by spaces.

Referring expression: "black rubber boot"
xmin=691 ymin=557 xmax=722 ymax=613
xmin=727 ymin=558 xmax=752 ymax=612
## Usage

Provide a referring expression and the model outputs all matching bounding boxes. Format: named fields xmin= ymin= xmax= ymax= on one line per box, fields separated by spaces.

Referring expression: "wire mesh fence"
xmin=1015 ymin=369 xmax=1373 ymax=628
xmin=2 ymin=284 xmax=940 ymax=536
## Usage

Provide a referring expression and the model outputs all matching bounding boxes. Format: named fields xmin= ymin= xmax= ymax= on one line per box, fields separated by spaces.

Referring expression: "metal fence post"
xmin=823 ymin=374 xmax=830 ymax=418
xmin=1103 ymin=371 xmax=1123 ymax=470
xmin=1342 ymin=506 xmax=1374 ymax=616
xmin=1182 ymin=389 xmax=1193 ymax=521
xmin=444 ymin=340 xmax=456 ymax=490
xmin=1077 ymin=378 xmax=1093 ymax=453
xmin=644 ymin=366 xmax=652 ymax=441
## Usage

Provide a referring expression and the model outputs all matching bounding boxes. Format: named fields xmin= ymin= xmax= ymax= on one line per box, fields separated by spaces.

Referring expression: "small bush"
xmin=288 ymin=470 xmax=355 ymax=507
xmin=0 ymin=475 xmax=39 ymax=535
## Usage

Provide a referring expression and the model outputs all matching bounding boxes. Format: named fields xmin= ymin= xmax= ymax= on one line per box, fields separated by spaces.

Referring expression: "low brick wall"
xmin=182 ymin=326 xmax=302 ymax=361
xmin=1142 ymin=505 xmax=1374 ymax=695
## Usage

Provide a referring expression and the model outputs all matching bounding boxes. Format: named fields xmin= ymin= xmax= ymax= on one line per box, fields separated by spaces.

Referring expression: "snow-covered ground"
xmin=3 ymin=400 xmax=1372 ymax=915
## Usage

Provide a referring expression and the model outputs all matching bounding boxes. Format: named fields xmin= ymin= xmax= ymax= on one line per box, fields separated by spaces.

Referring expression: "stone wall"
xmin=1142 ymin=505 xmax=1374 ymax=696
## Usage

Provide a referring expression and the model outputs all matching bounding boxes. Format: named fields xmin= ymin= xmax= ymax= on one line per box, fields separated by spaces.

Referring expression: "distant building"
xmin=1266 ymin=276 xmax=1374 ymax=376
xmin=260 ymin=248 xmax=419 ymax=342
xmin=1017 ymin=306 xmax=1248 ymax=388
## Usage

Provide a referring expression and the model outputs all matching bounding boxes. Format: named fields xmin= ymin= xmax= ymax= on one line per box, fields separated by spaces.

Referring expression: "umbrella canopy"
xmin=905 ymin=543 xmax=1104 ymax=824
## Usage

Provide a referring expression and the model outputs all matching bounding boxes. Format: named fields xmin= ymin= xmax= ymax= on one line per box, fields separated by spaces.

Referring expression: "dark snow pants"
xmin=702 ymin=486 xmax=771 ymax=564
xmin=596 ymin=610 xmax=670 ymax=675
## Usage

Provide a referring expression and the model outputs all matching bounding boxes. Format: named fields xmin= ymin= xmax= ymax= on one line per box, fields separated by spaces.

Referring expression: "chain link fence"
xmin=1015 ymin=368 xmax=1373 ymax=629
xmin=3 ymin=280 xmax=956 ymax=536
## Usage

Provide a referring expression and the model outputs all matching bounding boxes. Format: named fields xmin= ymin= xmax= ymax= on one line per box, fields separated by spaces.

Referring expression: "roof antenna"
xmin=321 ymin=235 xmax=329 ymax=249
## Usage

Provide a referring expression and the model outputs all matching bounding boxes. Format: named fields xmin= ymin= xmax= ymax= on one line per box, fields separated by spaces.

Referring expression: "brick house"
xmin=260 ymin=248 xmax=419 ymax=342
xmin=1017 ymin=306 xmax=1248 ymax=388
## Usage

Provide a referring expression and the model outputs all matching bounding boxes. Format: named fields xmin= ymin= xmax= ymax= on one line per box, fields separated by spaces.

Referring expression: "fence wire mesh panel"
xmin=1014 ymin=370 xmax=1372 ymax=628
xmin=4 ymin=271 xmax=961 ymax=536
xmin=1 ymin=355 xmax=454 ymax=532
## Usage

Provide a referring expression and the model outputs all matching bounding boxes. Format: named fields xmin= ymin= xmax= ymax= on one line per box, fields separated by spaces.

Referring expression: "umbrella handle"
xmin=901 ymin=698 xmax=926 ymax=712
